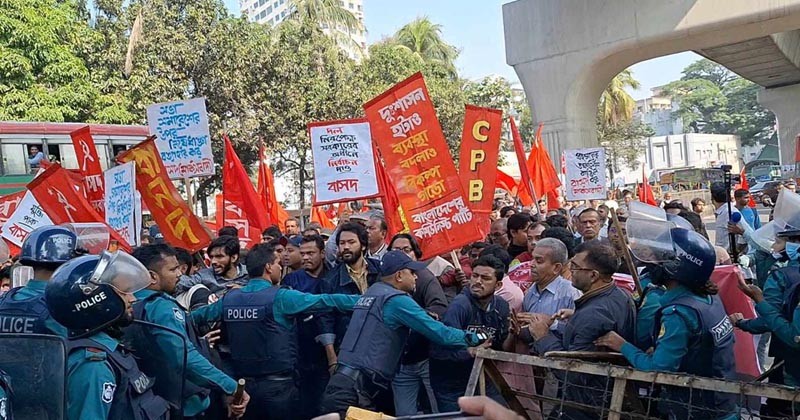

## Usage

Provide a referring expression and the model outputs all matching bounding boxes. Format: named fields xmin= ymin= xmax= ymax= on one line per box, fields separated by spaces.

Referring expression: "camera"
xmin=720 ymin=164 xmax=733 ymax=172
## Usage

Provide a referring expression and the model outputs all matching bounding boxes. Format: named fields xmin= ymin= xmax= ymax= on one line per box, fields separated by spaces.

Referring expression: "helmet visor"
xmin=626 ymin=218 xmax=676 ymax=263
xmin=90 ymin=250 xmax=151 ymax=294
xmin=666 ymin=213 xmax=694 ymax=231
xmin=628 ymin=201 xmax=667 ymax=221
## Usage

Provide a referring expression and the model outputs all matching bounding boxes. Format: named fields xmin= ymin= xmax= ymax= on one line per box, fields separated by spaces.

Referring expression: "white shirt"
xmin=714 ymin=203 xmax=741 ymax=250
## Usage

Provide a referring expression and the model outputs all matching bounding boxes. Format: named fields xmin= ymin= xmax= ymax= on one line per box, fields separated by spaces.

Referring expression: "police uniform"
xmin=0 ymin=370 xmax=12 ymax=420
xmin=635 ymin=274 xmax=666 ymax=351
xmin=67 ymin=331 xmax=170 ymax=420
xmin=132 ymin=289 xmax=237 ymax=417
xmin=0 ymin=280 xmax=66 ymax=336
xmin=319 ymin=251 xmax=484 ymax=417
xmin=190 ymin=278 xmax=359 ymax=420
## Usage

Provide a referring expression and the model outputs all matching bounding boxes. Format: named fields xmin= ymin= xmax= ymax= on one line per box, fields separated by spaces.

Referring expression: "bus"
xmin=0 ymin=122 xmax=149 ymax=194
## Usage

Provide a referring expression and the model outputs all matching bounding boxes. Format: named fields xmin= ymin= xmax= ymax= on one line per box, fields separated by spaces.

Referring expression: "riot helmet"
xmin=45 ymin=251 xmax=151 ymax=338
xmin=19 ymin=225 xmax=77 ymax=267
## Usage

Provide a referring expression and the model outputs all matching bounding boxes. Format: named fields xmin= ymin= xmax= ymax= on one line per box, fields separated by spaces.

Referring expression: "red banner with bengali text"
xmin=0 ymin=191 xmax=25 ymax=228
xmin=118 ymin=137 xmax=211 ymax=252
xmin=70 ymin=126 xmax=105 ymax=216
xmin=215 ymin=194 xmax=262 ymax=250
xmin=27 ymin=164 xmax=130 ymax=251
xmin=364 ymin=72 xmax=482 ymax=258
xmin=458 ymin=105 xmax=502 ymax=237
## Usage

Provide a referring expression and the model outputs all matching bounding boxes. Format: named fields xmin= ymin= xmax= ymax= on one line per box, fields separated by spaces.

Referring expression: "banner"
xmin=27 ymin=164 xmax=131 ymax=251
xmin=118 ymin=137 xmax=212 ymax=252
xmin=1 ymin=192 xmax=53 ymax=247
xmin=146 ymin=97 xmax=214 ymax=179
xmin=222 ymin=135 xmax=268 ymax=246
xmin=309 ymin=119 xmax=381 ymax=205
xmin=70 ymin=126 xmax=105 ymax=215
xmin=564 ymin=147 xmax=607 ymax=201
xmin=104 ymin=162 xmax=138 ymax=247
xmin=364 ymin=72 xmax=481 ymax=258
xmin=0 ymin=191 xmax=25 ymax=228
xmin=215 ymin=194 xmax=261 ymax=249
xmin=457 ymin=105 xmax=502 ymax=236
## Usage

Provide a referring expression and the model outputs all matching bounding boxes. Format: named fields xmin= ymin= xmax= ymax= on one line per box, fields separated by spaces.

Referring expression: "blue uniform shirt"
xmin=621 ymin=285 xmax=705 ymax=372
xmin=636 ymin=283 xmax=666 ymax=350
xmin=753 ymin=298 xmax=800 ymax=386
xmin=738 ymin=259 xmax=800 ymax=334
xmin=191 ymin=279 xmax=360 ymax=329
xmin=134 ymin=289 xmax=236 ymax=416
xmin=382 ymin=293 xmax=475 ymax=348
xmin=13 ymin=280 xmax=67 ymax=337
xmin=66 ymin=332 xmax=119 ymax=420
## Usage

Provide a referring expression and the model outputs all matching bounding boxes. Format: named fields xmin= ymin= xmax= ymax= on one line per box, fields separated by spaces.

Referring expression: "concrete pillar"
xmin=758 ymin=84 xmax=800 ymax=166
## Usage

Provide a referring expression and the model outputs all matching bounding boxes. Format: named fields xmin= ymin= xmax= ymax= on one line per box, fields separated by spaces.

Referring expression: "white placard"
xmin=309 ymin=120 xmax=380 ymax=205
xmin=1 ymin=191 xmax=53 ymax=246
xmin=146 ymin=97 xmax=214 ymax=179
xmin=564 ymin=147 xmax=607 ymax=201
xmin=104 ymin=162 xmax=138 ymax=247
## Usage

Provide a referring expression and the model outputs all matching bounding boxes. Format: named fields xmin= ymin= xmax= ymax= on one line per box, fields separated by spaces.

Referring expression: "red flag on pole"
xmin=639 ymin=166 xmax=657 ymax=206
xmin=739 ymin=168 xmax=756 ymax=208
xmin=70 ymin=126 xmax=105 ymax=216
xmin=257 ymin=144 xmax=289 ymax=228
xmin=223 ymin=135 xmax=270 ymax=244
xmin=510 ymin=117 xmax=537 ymax=206
xmin=375 ymin=149 xmax=404 ymax=238
xmin=531 ymin=127 xmax=562 ymax=198
xmin=495 ymin=168 xmax=517 ymax=194
xmin=311 ymin=204 xmax=336 ymax=229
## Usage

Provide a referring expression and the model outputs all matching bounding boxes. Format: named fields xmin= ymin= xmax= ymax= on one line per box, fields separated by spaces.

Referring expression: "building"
xmin=240 ymin=0 xmax=367 ymax=60
xmin=634 ymin=87 xmax=683 ymax=136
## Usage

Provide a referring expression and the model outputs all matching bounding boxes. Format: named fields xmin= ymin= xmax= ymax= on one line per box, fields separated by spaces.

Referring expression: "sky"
xmin=223 ymin=0 xmax=702 ymax=100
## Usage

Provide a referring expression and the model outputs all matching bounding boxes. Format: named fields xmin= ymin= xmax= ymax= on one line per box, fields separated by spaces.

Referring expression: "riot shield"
xmin=626 ymin=218 xmax=676 ymax=263
xmin=0 ymin=333 xmax=66 ymax=420
xmin=628 ymin=201 xmax=667 ymax=221
xmin=121 ymin=320 xmax=187 ymax=416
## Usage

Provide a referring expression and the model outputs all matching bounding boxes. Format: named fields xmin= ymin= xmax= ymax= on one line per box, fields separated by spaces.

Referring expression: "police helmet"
xmin=19 ymin=225 xmax=77 ymax=267
xmin=45 ymin=251 xmax=151 ymax=338
xmin=666 ymin=213 xmax=693 ymax=231
xmin=664 ymin=227 xmax=716 ymax=288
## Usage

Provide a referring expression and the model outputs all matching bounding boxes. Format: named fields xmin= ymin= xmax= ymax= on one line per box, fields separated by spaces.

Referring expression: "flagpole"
xmin=509 ymin=117 xmax=541 ymax=214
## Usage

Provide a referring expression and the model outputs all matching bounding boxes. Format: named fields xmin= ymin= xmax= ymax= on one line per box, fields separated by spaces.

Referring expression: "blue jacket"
xmin=317 ymin=258 xmax=380 ymax=347
xmin=176 ymin=264 xmax=249 ymax=296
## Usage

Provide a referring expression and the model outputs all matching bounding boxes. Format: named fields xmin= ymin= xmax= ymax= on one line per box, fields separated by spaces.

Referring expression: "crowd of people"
xmin=0 ymin=180 xmax=798 ymax=420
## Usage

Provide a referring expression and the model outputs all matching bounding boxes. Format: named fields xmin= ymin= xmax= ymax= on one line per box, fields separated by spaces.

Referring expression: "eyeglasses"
xmin=489 ymin=231 xmax=507 ymax=238
xmin=568 ymin=262 xmax=595 ymax=272
xmin=392 ymin=247 xmax=414 ymax=254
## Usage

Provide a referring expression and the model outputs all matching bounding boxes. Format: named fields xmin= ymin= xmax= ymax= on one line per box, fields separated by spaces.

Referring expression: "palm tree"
xmin=598 ymin=69 xmax=641 ymax=127
xmin=288 ymin=0 xmax=363 ymax=46
xmin=392 ymin=17 xmax=458 ymax=75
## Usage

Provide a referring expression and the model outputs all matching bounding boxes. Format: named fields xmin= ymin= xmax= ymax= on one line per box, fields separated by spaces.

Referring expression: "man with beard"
xmin=131 ymin=244 xmax=245 ymax=418
xmin=177 ymin=236 xmax=248 ymax=296
xmin=429 ymin=255 xmax=512 ymax=412
xmin=319 ymin=223 xmax=380 ymax=376
xmin=282 ymin=235 xmax=332 ymax=419
xmin=281 ymin=235 xmax=303 ymax=274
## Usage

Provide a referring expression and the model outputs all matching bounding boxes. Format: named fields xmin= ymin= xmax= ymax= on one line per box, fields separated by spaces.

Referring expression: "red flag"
xmin=546 ymin=189 xmax=561 ymax=210
xmin=311 ymin=204 xmax=336 ymax=229
xmin=0 ymin=191 xmax=25 ymax=227
xmin=223 ymin=135 xmax=270 ymax=245
xmin=257 ymin=145 xmax=289 ymax=228
xmin=510 ymin=117 xmax=536 ymax=205
xmin=639 ymin=166 xmax=657 ymax=206
xmin=531 ymin=127 xmax=562 ymax=197
xmin=117 ymin=137 xmax=211 ymax=252
xmin=375 ymin=149 xmax=404 ymax=238
xmin=70 ymin=126 xmax=105 ymax=216
xmin=495 ymin=168 xmax=517 ymax=194
xmin=26 ymin=163 xmax=131 ymax=251
xmin=739 ymin=168 xmax=756 ymax=208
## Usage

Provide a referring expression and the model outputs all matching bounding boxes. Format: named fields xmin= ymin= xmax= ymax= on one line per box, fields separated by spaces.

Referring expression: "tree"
xmin=598 ymin=69 xmax=640 ymax=128
xmin=287 ymin=0 xmax=364 ymax=53
xmin=464 ymin=75 xmax=535 ymax=148
xmin=390 ymin=17 xmax=459 ymax=77
xmin=598 ymin=118 xmax=654 ymax=177
xmin=662 ymin=58 xmax=775 ymax=145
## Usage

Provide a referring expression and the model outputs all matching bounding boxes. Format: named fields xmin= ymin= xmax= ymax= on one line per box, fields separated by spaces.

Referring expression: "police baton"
xmin=228 ymin=378 xmax=246 ymax=420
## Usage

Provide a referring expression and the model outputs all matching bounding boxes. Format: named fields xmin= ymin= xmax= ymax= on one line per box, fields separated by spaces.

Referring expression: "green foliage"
xmin=387 ymin=17 xmax=459 ymax=77
xmin=662 ymin=59 xmax=775 ymax=145
xmin=598 ymin=118 xmax=654 ymax=171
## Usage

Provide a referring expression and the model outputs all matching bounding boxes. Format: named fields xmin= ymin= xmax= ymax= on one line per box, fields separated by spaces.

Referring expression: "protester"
xmin=544 ymin=214 xmax=569 ymax=229
xmin=177 ymin=235 xmax=248 ymax=296
xmin=691 ymin=197 xmax=706 ymax=215
xmin=262 ymin=225 xmax=282 ymax=243
xmin=365 ymin=213 xmax=388 ymax=260
xmin=506 ymin=213 xmax=532 ymax=259
xmin=468 ymin=242 xmax=489 ymax=263
xmin=734 ymin=188 xmax=761 ymax=230
xmin=285 ymin=218 xmax=300 ymax=235
xmin=540 ymin=226 xmax=577 ymax=259
xmin=597 ymin=204 xmax=610 ymax=238
xmin=489 ymin=218 xmax=510 ymax=248
xmin=710 ymin=181 xmax=741 ymax=251
xmin=576 ymin=208 xmax=603 ymax=244
xmin=281 ymin=235 xmax=304 ymax=273
xmin=218 ymin=225 xmax=239 ymax=238
xmin=500 ymin=206 xmax=516 ymax=218
xmin=511 ymin=221 xmax=548 ymax=268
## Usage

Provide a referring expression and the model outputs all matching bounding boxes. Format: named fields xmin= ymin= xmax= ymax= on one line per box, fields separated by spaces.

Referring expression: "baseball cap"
xmin=279 ymin=235 xmax=303 ymax=248
xmin=379 ymin=250 xmax=426 ymax=277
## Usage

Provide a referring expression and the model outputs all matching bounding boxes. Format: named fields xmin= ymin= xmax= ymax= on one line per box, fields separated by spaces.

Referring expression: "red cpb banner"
xmin=70 ymin=126 xmax=105 ymax=216
xmin=118 ymin=137 xmax=211 ymax=252
xmin=364 ymin=72 xmax=481 ymax=258
xmin=458 ymin=105 xmax=502 ymax=237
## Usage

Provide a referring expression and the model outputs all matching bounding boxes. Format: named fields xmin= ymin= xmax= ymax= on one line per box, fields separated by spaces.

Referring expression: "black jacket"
xmin=318 ymin=257 xmax=380 ymax=348
xmin=401 ymin=267 xmax=449 ymax=365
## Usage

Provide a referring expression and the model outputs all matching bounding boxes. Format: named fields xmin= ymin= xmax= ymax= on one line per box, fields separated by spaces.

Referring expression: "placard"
xmin=1 ymin=192 xmax=52 ymax=247
xmin=564 ymin=147 xmax=607 ymax=201
xmin=309 ymin=119 xmax=381 ymax=205
xmin=104 ymin=162 xmax=138 ymax=247
xmin=146 ymin=97 xmax=214 ymax=179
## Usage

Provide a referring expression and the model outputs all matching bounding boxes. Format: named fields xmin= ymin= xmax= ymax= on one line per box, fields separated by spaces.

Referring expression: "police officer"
xmin=128 ymin=244 xmax=249 ymax=419
xmin=596 ymin=226 xmax=738 ymax=420
xmin=319 ymin=250 xmax=489 ymax=418
xmin=0 ymin=370 xmax=11 ymax=420
xmin=44 ymin=251 xmax=172 ymax=419
xmin=191 ymin=243 xmax=359 ymax=419
xmin=0 ymin=225 xmax=77 ymax=336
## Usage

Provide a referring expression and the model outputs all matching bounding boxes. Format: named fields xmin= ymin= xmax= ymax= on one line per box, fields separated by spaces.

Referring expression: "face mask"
xmin=786 ymin=242 xmax=800 ymax=261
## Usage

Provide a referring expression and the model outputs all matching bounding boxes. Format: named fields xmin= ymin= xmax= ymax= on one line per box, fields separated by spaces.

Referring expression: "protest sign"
xmin=564 ymin=147 xmax=607 ymax=201
xmin=457 ymin=105 xmax=502 ymax=236
xmin=364 ymin=72 xmax=482 ymax=258
xmin=146 ymin=97 xmax=214 ymax=179
xmin=118 ymin=137 xmax=211 ymax=252
xmin=27 ymin=164 xmax=131 ymax=251
xmin=0 ymin=191 xmax=25 ymax=228
xmin=104 ymin=162 xmax=138 ymax=247
xmin=309 ymin=119 xmax=380 ymax=205
xmin=70 ymin=126 xmax=105 ymax=215
xmin=1 ymin=192 xmax=53 ymax=247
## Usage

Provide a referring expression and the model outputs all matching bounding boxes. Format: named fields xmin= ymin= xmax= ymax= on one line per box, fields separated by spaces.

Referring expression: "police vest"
xmin=337 ymin=282 xmax=408 ymax=384
xmin=222 ymin=285 xmax=297 ymax=377
xmin=0 ymin=287 xmax=52 ymax=335
xmin=70 ymin=338 xmax=171 ymax=420
xmin=653 ymin=294 xmax=737 ymax=417
xmin=132 ymin=293 xmax=210 ymax=400
xmin=775 ymin=265 xmax=800 ymax=379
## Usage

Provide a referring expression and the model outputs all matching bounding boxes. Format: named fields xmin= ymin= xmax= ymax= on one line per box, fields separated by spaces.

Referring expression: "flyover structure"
xmin=503 ymin=0 xmax=800 ymax=168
